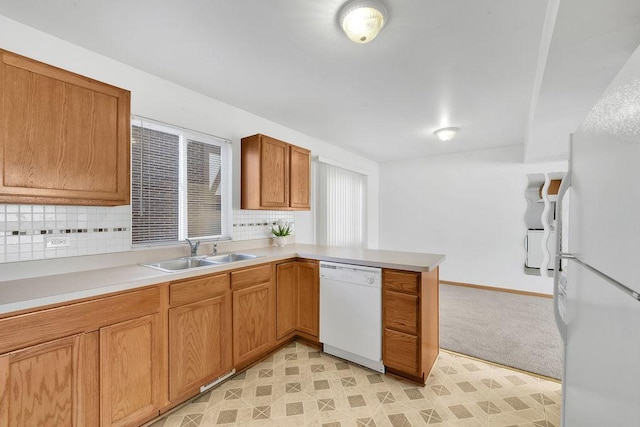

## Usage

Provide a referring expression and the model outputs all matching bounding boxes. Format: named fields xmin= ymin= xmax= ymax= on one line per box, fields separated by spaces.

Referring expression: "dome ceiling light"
xmin=339 ymin=0 xmax=388 ymax=44
xmin=434 ymin=127 xmax=459 ymax=142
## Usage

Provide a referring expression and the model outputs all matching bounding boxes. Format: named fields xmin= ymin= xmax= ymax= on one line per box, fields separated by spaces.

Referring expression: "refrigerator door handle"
xmin=561 ymin=254 xmax=640 ymax=302
xmin=552 ymin=153 xmax=572 ymax=343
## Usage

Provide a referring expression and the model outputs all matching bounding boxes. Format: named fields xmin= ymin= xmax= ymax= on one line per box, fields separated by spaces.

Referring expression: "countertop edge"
xmin=0 ymin=246 xmax=445 ymax=315
xmin=297 ymin=253 xmax=444 ymax=272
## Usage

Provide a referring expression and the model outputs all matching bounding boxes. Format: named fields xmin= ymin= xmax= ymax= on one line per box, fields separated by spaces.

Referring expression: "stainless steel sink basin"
xmin=204 ymin=253 xmax=262 ymax=263
xmin=142 ymin=253 xmax=263 ymax=272
xmin=143 ymin=256 xmax=221 ymax=272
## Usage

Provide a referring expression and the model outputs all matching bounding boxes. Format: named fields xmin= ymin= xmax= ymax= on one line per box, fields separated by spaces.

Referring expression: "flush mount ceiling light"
xmin=434 ymin=127 xmax=459 ymax=142
xmin=339 ymin=0 xmax=388 ymax=44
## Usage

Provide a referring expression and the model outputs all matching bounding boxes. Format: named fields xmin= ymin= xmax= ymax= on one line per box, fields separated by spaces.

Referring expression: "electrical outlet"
xmin=47 ymin=236 xmax=70 ymax=248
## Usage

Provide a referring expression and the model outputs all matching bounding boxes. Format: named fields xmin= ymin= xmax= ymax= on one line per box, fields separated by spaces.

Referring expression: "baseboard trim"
xmin=440 ymin=280 xmax=553 ymax=299
xmin=440 ymin=348 xmax=561 ymax=383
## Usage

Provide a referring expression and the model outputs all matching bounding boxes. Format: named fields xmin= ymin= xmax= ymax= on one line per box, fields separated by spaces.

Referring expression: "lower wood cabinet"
xmin=0 ymin=286 xmax=161 ymax=427
xmin=382 ymin=267 xmax=439 ymax=383
xmin=296 ymin=261 xmax=319 ymax=337
xmin=168 ymin=273 xmax=232 ymax=403
xmin=276 ymin=262 xmax=297 ymax=339
xmin=232 ymin=264 xmax=276 ymax=367
xmin=0 ymin=334 xmax=84 ymax=426
xmin=100 ymin=314 xmax=162 ymax=427
xmin=276 ymin=260 xmax=319 ymax=340
xmin=0 ymin=258 xmax=441 ymax=425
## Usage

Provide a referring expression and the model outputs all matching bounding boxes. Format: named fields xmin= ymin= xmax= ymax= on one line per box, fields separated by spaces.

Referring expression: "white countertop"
xmin=0 ymin=244 xmax=445 ymax=315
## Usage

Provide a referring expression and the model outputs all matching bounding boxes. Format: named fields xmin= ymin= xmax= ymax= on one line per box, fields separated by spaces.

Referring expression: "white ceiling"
xmin=0 ymin=0 xmax=639 ymax=163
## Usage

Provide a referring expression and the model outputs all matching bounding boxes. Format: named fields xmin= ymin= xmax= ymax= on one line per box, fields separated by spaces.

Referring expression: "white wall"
xmin=0 ymin=15 xmax=379 ymax=249
xmin=379 ymin=146 xmax=566 ymax=294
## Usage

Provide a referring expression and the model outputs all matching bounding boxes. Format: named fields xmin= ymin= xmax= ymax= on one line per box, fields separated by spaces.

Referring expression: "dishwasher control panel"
xmin=319 ymin=261 xmax=382 ymax=287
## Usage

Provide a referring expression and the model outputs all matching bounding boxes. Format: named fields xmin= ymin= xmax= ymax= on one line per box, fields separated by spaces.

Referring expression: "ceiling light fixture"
xmin=339 ymin=0 xmax=388 ymax=44
xmin=434 ymin=127 xmax=459 ymax=142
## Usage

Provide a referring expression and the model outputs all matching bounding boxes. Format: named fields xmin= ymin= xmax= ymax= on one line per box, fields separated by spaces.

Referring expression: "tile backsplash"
xmin=0 ymin=204 xmax=131 ymax=263
xmin=232 ymin=210 xmax=295 ymax=241
xmin=0 ymin=204 xmax=294 ymax=263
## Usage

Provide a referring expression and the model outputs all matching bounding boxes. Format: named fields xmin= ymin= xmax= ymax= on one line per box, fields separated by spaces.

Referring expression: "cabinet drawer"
xmin=170 ymin=273 xmax=229 ymax=306
xmin=383 ymin=328 xmax=419 ymax=375
xmin=384 ymin=270 xmax=419 ymax=294
xmin=231 ymin=264 xmax=271 ymax=290
xmin=384 ymin=290 xmax=418 ymax=335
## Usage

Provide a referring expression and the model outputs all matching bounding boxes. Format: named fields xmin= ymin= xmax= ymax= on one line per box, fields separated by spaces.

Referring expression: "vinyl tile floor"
xmin=146 ymin=341 xmax=561 ymax=427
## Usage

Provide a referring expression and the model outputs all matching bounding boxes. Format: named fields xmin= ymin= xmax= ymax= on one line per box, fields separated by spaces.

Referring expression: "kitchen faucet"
xmin=185 ymin=238 xmax=200 ymax=256
xmin=213 ymin=242 xmax=218 ymax=256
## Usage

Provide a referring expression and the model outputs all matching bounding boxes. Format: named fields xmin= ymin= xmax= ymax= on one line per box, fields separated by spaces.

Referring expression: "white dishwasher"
xmin=319 ymin=261 xmax=384 ymax=373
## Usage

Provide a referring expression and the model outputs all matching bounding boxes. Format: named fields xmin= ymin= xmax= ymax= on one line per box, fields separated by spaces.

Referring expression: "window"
xmin=316 ymin=160 xmax=368 ymax=248
xmin=131 ymin=117 xmax=232 ymax=245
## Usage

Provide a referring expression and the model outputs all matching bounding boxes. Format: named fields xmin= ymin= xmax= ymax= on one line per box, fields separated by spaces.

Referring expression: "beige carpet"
xmin=439 ymin=283 xmax=563 ymax=379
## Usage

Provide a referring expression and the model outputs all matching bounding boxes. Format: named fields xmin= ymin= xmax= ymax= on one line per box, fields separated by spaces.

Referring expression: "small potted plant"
xmin=271 ymin=222 xmax=292 ymax=247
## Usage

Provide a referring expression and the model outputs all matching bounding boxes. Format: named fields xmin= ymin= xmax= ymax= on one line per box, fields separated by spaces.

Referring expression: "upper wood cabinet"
xmin=289 ymin=145 xmax=311 ymax=209
xmin=0 ymin=49 xmax=130 ymax=206
xmin=241 ymin=134 xmax=311 ymax=210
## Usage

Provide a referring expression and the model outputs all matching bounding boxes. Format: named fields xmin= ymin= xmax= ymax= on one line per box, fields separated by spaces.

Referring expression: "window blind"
xmin=131 ymin=124 xmax=180 ymax=244
xmin=316 ymin=161 xmax=367 ymax=248
xmin=131 ymin=117 xmax=232 ymax=245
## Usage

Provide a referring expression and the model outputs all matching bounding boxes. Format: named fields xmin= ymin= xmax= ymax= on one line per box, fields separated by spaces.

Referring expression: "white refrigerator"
xmin=554 ymin=69 xmax=640 ymax=425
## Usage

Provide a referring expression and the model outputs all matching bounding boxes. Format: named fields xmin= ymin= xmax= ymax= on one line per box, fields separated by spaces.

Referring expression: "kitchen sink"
xmin=142 ymin=253 xmax=262 ymax=272
xmin=142 ymin=256 xmax=221 ymax=272
xmin=204 ymin=253 xmax=262 ymax=263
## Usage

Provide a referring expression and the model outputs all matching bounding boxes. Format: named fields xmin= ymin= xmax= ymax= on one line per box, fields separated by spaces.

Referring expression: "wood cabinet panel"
xmin=232 ymin=281 xmax=275 ymax=366
xmin=383 ymin=328 xmax=419 ymax=376
xmin=81 ymin=331 xmax=100 ymax=427
xmin=0 ymin=49 xmax=130 ymax=206
xmin=170 ymin=273 xmax=229 ymax=307
xmin=169 ymin=294 xmax=232 ymax=402
xmin=296 ymin=261 xmax=319 ymax=337
xmin=0 ymin=334 xmax=82 ymax=427
xmin=383 ymin=290 xmax=418 ymax=335
xmin=0 ymin=286 xmax=160 ymax=355
xmin=260 ymin=136 xmax=290 ymax=208
xmin=420 ymin=268 xmax=440 ymax=377
xmin=100 ymin=314 xmax=160 ymax=427
xmin=276 ymin=262 xmax=297 ymax=339
xmin=382 ymin=267 xmax=440 ymax=384
xmin=231 ymin=264 xmax=272 ymax=291
xmin=240 ymin=133 xmax=310 ymax=211
xmin=384 ymin=270 xmax=419 ymax=294
xmin=289 ymin=146 xmax=311 ymax=209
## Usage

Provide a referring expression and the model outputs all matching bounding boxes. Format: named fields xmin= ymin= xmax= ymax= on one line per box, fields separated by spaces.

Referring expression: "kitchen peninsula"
xmin=0 ymin=243 xmax=444 ymax=426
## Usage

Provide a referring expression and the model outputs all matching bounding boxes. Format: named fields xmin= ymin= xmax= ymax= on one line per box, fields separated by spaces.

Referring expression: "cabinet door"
xmin=276 ymin=262 xmax=297 ymax=340
xmin=289 ymin=146 xmax=311 ymax=210
xmin=297 ymin=261 xmax=319 ymax=337
xmin=0 ymin=334 xmax=82 ymax=427
xmin=100 ymin=314 xmax=161 ymax=427
xmin=0 ymin=50 xmax=130 ymax=206
xmin=233 ymin=281 xmax=275 ymax=366
xmin=169 ymin=294 xmax=232 ymax=402
xmin=260 ymin=136 xmax=290 ymax=208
